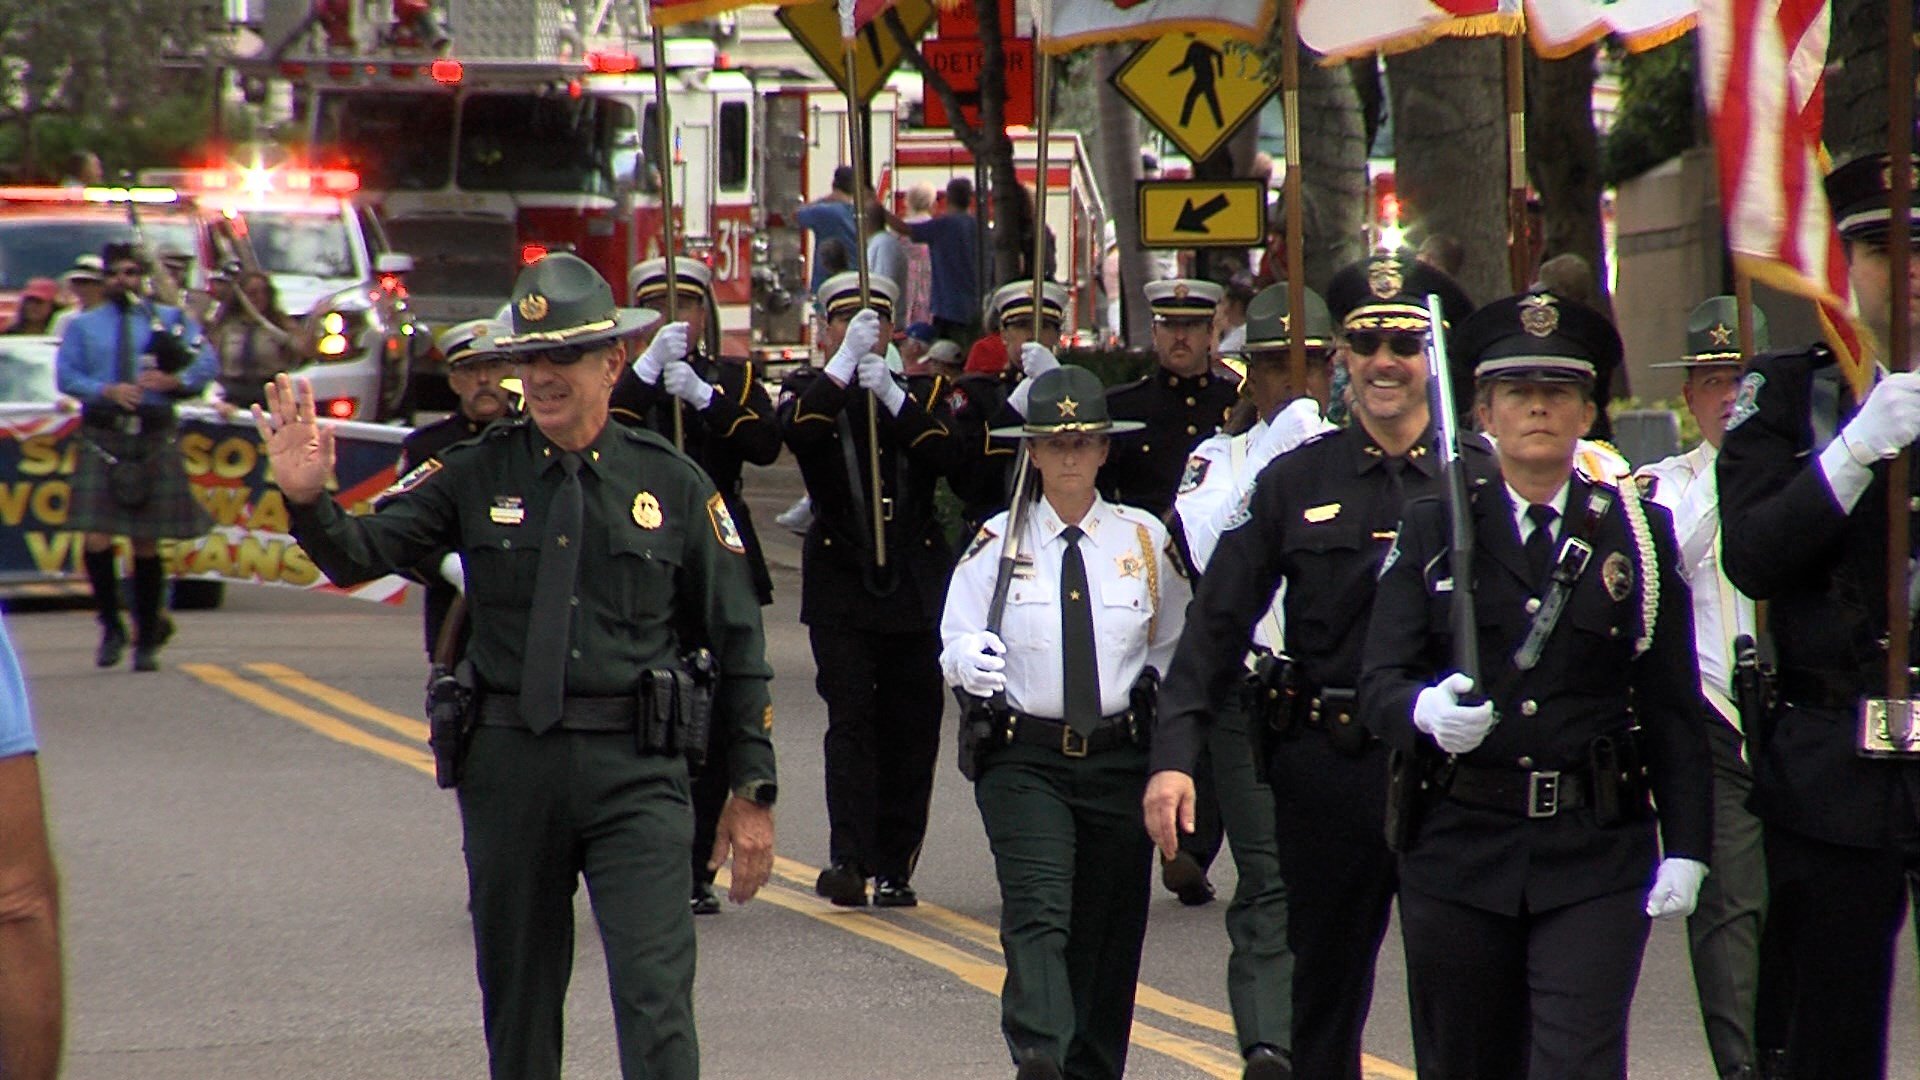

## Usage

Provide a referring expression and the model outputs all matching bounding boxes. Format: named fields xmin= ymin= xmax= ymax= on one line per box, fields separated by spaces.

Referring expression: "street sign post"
xmin=1137 ymin=179 xmax=1267 ymax=248
xmin=922 ymin=37 xmax=1035 ymax=128
xmin=778 ymin=0 xmax=939 ymax=102
xmin=1112 ymin=30 xmax=1277 ymax=163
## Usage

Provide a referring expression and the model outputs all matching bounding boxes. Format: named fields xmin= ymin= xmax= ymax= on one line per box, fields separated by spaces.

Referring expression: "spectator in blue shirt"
xmin=796 ymin=165 xmax=860 ymax=296
xmin=886 ymin=177 xmax=979 ymax=347
xmin=0 ymin=613 xmax=62 ymax=1080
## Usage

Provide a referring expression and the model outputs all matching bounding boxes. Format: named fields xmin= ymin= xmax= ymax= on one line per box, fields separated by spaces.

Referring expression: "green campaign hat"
xmin=1241 ymin=284 xmax=1335 ymax=352
xmin=495 ymin=253 xmax=657 ymax=353
xmin=1650 ymin=295 xmax=1767 ymax=368
xmin=989 ymin=365 xmax=1145 ymax=438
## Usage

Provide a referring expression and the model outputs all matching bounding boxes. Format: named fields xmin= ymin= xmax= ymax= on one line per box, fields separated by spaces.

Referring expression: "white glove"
xmin=1250 ymin=397 xmax=1329 ymax=466
xmin=662 ymin=360 xmax=714 ymax=409
xmin=950 ymin=631 xmax=1007 ymax=697
xmin=1412 ymin=672 xmax=1497 ymax=754
xmin=1019 ymin=342 xmax=1059 ymax=380
xmin=634 ymin=321 xmax=689 ymax=384
xmin=826 ymin=308 xmax=883 ymax=386
xmin=1645 ymin=857 xmax=1710 ymax=919
xmin=438 ymin=551 xmax=465 ymax=595
xmin=858 ymin=353 xmax=907 ymax=415
xmin=1842 ymin=371 xmax=1920 ymax=459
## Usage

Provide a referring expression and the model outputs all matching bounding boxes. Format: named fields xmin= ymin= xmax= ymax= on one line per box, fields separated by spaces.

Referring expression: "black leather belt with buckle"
xmin=1006 ymin=711 xmax=1137 ymax=757
xmin=477 ymin=694 xmax=636 ymax=732
xmin=1445 ymin=763 xmax=1592 ymax=819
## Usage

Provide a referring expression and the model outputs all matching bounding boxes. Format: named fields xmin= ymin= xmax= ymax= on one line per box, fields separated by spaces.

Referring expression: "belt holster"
xmin=1588 ymin=729 xmax=1651 ymax=826
xmin=952 ymin=688 xmax=1006 ymax=782
xmin=425 ymin=659 xmax=478 ymax=789
xmin=1129 ymin=667 xmax=1160 ymax=749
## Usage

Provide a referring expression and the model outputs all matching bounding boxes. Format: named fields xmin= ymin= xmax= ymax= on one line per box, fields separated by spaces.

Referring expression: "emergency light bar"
xmin=0 ymin=186 xmax=180 ymax=205
xmin=141 ymin=167 xmax=360 ymax=197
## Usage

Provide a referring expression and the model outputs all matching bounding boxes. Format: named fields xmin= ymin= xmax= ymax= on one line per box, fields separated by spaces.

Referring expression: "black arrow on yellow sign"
xmin=1174 ymin=193 xmax=1232 ymax=233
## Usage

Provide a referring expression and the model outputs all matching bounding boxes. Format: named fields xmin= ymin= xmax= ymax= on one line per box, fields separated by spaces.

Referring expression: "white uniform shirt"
xmin=1636 ymin=441 xmax=1755 ymax=726
xmin=940 ymin=494 xmax=1189 ymax=719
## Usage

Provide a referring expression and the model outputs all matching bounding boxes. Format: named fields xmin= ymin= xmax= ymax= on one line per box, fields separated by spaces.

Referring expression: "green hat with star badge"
xmin=989 ymin=365 xmax=1145 ymax=438
xmin=495 ymin=253 xmax=657 ymax=354
xmin=1649 ymin=295 xmax=1767 ymax=369
xmin=1241 ymin=284 xmax=1336 ymax=353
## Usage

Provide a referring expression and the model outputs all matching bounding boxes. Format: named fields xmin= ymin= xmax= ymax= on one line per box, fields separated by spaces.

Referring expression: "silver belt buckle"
xmin=1526 ymin=770 xmax=1562 ymax=818
xmin=1858 ymin=698 xmax=1920 ymax=756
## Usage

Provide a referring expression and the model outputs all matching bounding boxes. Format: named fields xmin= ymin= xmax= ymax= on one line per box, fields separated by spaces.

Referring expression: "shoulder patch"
xmin=1223 ymin=487 xmax=1254 ymax=532
xmin=707 ymin=493 xmax=746 ymax=554
xmin=378 ymin=457 xmax=442 ymax=501
xmin=961 ymin=524 xmax=999 ymax=563
xmin=1726 ymin=370 xmax=1765 ymax=432
xmin=1177 ymin=454 xmax=1211 ymax=495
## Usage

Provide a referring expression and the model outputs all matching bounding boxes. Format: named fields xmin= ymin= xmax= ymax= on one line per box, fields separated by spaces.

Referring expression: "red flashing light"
xmin=567 ymin=79 xmax=583 ymax=99
xmin=378 ymin=273 xmax=401 ymax=293
xmin=586 ymin=51 xmax=639 ymax=74
xmin=521 ymin=244 xmax=549 ymax=265
xmin=279 ymin=62 xmax=309 ymax=79
xmin=430 ymin=58 xmax=463 ymax=84
xmin=326 ymin=62 xmax=355 ymax=80
xmin=325 ymin=397 xmax=359 ymax=420
xmin=1379 ymin=193 xmax=1401 ymax=225
xmin=715 ymin=51 xmax=731 ymax=69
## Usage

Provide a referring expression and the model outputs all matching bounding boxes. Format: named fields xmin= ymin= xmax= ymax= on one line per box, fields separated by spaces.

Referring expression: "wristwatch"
xmin=735 ymin=780 xmax=778 ymax=808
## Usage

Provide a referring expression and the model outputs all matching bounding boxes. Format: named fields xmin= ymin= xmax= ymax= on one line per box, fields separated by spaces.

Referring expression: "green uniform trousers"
xmin=1688 ymin=716 xmax=1766 ymax=1077
xmin=1211 ymin=698 xmax=1294 ymax=1054
xmin=976 ymin=740 xmax=1154 ymax=1080
xmin=459 ymin=726 xmax=697 ymax=1080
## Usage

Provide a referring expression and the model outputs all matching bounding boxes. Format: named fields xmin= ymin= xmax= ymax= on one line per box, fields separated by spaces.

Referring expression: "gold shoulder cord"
xmin=1135 ymin=522 xmax=1160 ymax=641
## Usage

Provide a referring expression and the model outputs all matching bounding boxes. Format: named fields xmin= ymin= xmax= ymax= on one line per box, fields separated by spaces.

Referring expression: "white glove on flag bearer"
xmin=1412 ymin=672 xmax=1496 ymax=755
xmin=1645 ymin=857 xmax=1709 ymax=919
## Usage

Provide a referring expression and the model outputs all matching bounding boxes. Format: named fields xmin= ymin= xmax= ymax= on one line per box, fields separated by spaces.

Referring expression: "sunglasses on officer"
xmin=1346 ymin=330 xmax=1426 ymax=358
xmin=516 ymin=343 xmax=599 ymax=366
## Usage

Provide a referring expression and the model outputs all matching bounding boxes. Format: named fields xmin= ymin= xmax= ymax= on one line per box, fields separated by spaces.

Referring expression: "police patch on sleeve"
xmin=1223 ymin=487 xmax=1253 ymax=531
xmin=1725 ymin=371 xmax=1765 ymax=432
xmin=707 ymin=493 xmax=746 ymax=554
xmin=960 ymin=525 xmax=999 ymax=563
xmin=378 ymin=457 xmax=442 ymax=501
xmin=1177 ymin=455 xmax=1211 ymax=495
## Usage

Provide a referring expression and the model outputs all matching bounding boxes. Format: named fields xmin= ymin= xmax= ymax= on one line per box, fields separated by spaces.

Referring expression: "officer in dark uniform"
xmin=261 ymin=253 xmax=777 ymax=1080
xmin=947 ymin=280 xmax=1071 ymax=534
xmin=1360 ymin=291 xmax=1712 ymax=1079
xmin=1099 ymin=278 xmax=1241 ymax=519
xmin=391 ymin=318 xmax=519 ymax=659
xmin=615 ymin=256 xmax=783 ymax=916
xmin=1717 ymin=151 xmax=1920 ymax=1078
xmin=1146 ymin=256 xmax=1475 ymax=1080
xmin=779 ymin=270 xmax=961 ymax=907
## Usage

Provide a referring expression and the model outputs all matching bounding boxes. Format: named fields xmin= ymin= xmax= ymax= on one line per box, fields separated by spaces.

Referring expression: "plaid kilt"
xmin=68 ymin=422 xmax=212 ymax=540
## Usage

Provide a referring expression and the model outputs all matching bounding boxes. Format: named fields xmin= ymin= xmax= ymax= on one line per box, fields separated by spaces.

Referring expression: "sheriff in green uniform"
xmin=257 ymin=254 xmax=778 ymax=1080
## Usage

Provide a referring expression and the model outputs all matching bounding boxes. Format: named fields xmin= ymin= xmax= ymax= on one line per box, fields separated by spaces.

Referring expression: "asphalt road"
xmin=10 ymin=457 xmax=1919 ymax=1080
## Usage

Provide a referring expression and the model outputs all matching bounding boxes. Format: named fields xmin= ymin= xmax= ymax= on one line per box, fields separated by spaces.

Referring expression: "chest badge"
xmin=1304 ymin=502 xmax=1341 ymax=524
xmin=1116 ymin=551 xmax=1144 ymax=579
xmin=1602 ymin=550 xmax=1634 ymax=602
xmin=632 ymin=492 xmax=664 ymax=530
xmin=489 ymin=496 xmax=525 ymax=526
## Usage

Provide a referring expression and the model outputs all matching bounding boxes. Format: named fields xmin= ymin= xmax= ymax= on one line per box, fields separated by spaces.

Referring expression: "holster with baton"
xmin=424 ymin=595 xmax=478 ymax=789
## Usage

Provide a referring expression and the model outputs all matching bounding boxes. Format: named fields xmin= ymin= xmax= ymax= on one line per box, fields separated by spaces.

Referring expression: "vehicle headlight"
xmin=315 ymin=307 xmax=370 ymax=359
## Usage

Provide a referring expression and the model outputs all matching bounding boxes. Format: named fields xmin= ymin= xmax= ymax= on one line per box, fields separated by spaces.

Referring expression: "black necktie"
xmin=1060 ymin=525 xmax=1101 ymax=737
xmin=520 ymin=452 xmax=584 ymax=733
xmin=1524 ymin=503 xmax=1559 ymax=589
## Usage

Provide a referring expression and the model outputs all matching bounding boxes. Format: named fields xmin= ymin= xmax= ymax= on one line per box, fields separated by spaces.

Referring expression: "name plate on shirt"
xmin=1858 ymin=698 xmax=1920 ymax=757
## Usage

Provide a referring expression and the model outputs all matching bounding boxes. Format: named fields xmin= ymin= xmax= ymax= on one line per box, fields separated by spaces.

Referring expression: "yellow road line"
xmin=181 ymin=663 xmax=435 ymax=776
xmin=243 ymin=661 xmax=432 ymax=743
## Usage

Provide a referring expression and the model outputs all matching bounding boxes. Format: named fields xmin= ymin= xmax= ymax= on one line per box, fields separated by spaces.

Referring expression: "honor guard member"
xmin=390 ymin=318 xmax=519 ymax=659
xmin=1099 ymin=279 xmax=1241 ymax=519
xmin=942 ymin=365 xmax=1189 ymax=1080
xmin=779 ymin=270 xmax=961 ymax=908
xmin=1361 ymin=291 xmax=1712 ymax=1080
xmin=1146 ymin=260 xmax=1474 ymax=1080
xmin=1717 ymin=151 xmax=1920 ymax=1077
xmin=1635 ymin=296 xmax=1768 ymax=1080
xmin=948 ymin=280 xmax=1071 ymax=534
xmin=262 ymin=253 xmax=778 ymax=1080
xmin=618 ymin=257 xmax=784 ymax=916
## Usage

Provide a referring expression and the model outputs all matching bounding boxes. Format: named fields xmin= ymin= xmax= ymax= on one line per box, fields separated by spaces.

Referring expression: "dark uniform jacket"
xmin=1360 ymin=470 xmax=1712 ymax=915
xmin=1718 ymin=345 xmax=1920 ymax=848
xmin=611 ymin=353 xmax=781 ymax=604
xmin=290 ymin=417 xmax=776 ymax=787
xmin=944 ymin=368 xmax=1021 ymax=533
xmin=779 ymin=367 xmax=962 ymax=632
xmin=1153 ymin=424 xmax=1473 ymax=843
xmin=392 ymin=410 xmax=517 ymax=656
xmin=1100 ymin=366 xmax=1241 ymax=518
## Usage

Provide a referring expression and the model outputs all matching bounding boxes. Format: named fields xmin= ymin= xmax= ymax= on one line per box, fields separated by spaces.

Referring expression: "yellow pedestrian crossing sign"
xmin=779 ymin=0 xmax=939 ymax=102
xmin=1112 ymin=31 xmax=1278 ymax=164
xmin=1137 ymin=180 xmax=1267 ymax=249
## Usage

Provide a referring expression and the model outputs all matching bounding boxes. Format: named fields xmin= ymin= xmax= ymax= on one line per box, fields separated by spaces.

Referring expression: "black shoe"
xmin=95 ymin=622 xmax=127 ymax=668
xmin=1242 ymin=1044 xmax=1292 ymax=1080
xmin=152 ymin=614 xmax=175 ymax=649
xmin=132 ymin=647 xmax=160 ymax=673
xmin=690 ymin=882 xmax=721 ymax=916
xmin=1014 ymin=1056 xmax=1063 ymax=1080
xmin=1161 ymin=851 xmax=1216 ymax=906
xmin=872 ymin=878 xmax=918 ymax=907
xmin=1757 ymin=1051 xmax=1792 ymax=1080
xmin=815 ymin=863 xmax=869 ymax=907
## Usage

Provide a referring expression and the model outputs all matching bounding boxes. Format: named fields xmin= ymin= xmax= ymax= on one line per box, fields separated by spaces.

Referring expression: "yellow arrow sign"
xmin=1112 ymin=31 xmax=1278 ymax=164
xmin=778 ymin=0 xmax=939 ymax=103
xmin=1138 ymin=180 xmax=1268 ymax=249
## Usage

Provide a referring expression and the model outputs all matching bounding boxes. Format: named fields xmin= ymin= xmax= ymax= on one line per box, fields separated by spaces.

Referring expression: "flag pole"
xmin=1504 ymin=31 xmax=1529 ymax=292
xmin=1884 ymin=0 xmax=1913 ymax=700
xmin=1281 ymin=0 xmax=1306 ymax=401
xmin=1030 ymin=4 xmax=1052 ymax=328
xmin=1733 ymin=267 xmax=1755 ymax=361
xmin=649 ymin=23 xmax=686 ymax=451
xmin=842 ymin=8 xmax=888 ymax=569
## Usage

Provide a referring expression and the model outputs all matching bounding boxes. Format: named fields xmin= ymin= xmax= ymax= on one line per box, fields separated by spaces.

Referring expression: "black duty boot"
xmin=131 ymin=555 xmax=168 ymax=672
xmin=83 ymin=548 xmax=126 ymax=667
xmin=1242 ymin=1044 xmax=1292 ymax=1080
xmin=690 ymin=882 xmax=721 ymax=915
xmin=814 ymin=862 xmax=869 ymax=907
xmin=872 ymin=877 xmax=918 ymax=908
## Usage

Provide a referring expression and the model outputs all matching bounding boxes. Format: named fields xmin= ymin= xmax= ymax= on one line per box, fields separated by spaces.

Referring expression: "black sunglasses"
xmin=517 ymin=344 xmax=594 ymax=366
xmin=1347 ymin=331 xmax=1426 ymax=358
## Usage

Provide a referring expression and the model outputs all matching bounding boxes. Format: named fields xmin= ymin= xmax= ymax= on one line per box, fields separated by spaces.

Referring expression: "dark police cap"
xmin=989 ymin=365 xmax=1145 ymax=438
xmin=1325 ymin=252 xmax=1474 ymax=333
xmin=1455 ymin=289 xmax=1622 ymax=386
xmin=1241 ymin=284 xmax=1335 ymax=352
xmin=494 ymin=253 xmax=656 ymax=352
xmin=1825 ymin=152 xmax=1920 ymax=242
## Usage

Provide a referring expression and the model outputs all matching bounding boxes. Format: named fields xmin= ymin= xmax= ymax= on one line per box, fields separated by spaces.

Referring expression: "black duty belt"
xmin=1777 ymin=668 xmax=1870 ymax=712
xmin=1007 ymin=711 xmax=1138 ymax=758
xmin=478 ymin=693 xmax=634 ymax=732
xmin=1298 ymin=688 xmax=1361 ymax=732
xmin=1445 ymin=762 xmax=1592 ymax=819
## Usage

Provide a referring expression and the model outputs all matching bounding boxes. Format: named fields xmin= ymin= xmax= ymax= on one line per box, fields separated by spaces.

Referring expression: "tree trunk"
xmin=1526 ymin=44 xmax=1613 ymax=319
xmin=1298 ymin=55 xmax=1368 ymax=291
xmin=1385 ymin=38 xmax=1509 ymax=306
xmin=1093 ymin=44 xmax=1154 ymax=344
xmin=1824 ymin=0 xmax=1890 ymax=161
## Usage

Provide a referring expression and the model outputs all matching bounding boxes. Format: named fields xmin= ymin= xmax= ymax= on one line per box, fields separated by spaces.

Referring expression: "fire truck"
xmin=237 ymin=0 xmax=905 ymax=363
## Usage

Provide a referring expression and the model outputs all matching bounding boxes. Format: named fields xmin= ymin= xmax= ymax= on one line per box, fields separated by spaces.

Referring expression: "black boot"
xmin=84 ymin=548 xmax=126 ymax=667
xmin=131 ymin=555 xmax=169 ymax=673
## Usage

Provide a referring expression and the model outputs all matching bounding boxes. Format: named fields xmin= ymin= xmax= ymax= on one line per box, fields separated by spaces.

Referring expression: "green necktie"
xmin=519 ymin=452 xmax=583 ymax=733
xmin=1060 ymin=525 xmax=1100 ymax=737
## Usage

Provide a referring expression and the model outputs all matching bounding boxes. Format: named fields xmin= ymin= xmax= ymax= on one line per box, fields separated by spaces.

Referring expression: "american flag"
xmin=1699 ymin=0 xmax=1869 ymax=393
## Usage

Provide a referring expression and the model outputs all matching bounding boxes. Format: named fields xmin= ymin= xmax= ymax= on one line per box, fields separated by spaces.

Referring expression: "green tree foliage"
xmin=1600 ymin=35 xmax=1698 ymax=187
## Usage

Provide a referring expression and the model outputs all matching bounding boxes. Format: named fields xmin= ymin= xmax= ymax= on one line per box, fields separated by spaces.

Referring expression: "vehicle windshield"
xmin=236 ymin=210 xmax=359 ymax=279
xmin=457 ymin=93 xmax=626 ymax=196
xmin=313 ymin=90 xmax=456 ymax=191
xmin=0 ymin=217 xmax=197 ymax=289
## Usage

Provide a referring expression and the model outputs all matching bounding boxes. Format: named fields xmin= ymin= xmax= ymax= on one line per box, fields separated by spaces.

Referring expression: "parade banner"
xmin=1525 ymin=0 xmax=1696 ymax=56
xmin=1297 ymin=0 xmax=1517 ymax=59
xmin=0 ymin=404 xmax=413 ymax=603
xmin=1043 ymin=0 xmax=1278 ymax=53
